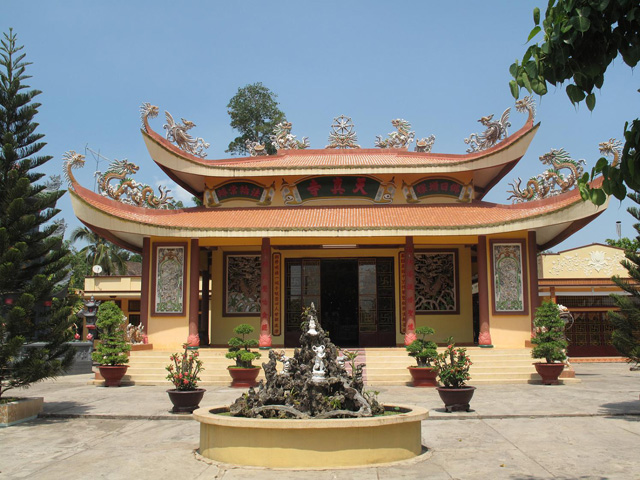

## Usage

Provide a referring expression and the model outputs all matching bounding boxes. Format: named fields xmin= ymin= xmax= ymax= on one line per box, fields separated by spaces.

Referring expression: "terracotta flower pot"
xmin=534 ymin=362 xmax=565 ymax=385
xmin=407 ymin=366 xmax=438 ymax=387
xmin=98 ymin=365 xmax=128 ymax=387
xmin=228 ymin=366 xmax=261 ymax=388
xmin=435 ymin=386 xmax=476 ymax=412
xmin=167 ymin=388 xmax=206 ymax=413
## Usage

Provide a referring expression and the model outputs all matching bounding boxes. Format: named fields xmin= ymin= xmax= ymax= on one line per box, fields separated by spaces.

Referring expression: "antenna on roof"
xmin=84 ymin=144 xmax=111 ymax=193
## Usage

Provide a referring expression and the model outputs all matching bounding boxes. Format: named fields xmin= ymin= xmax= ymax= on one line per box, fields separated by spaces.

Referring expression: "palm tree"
xmin=70 ymin=227 xmax=130 ymax=276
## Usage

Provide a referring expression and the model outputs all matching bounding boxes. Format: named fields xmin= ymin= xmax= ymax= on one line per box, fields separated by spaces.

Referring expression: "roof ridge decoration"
xmin=62 ymin=150 xmax=86 ymax=189
xmin=464 ymin=96 xmax=536 ymax=154
xmin=375 ymin=119 xmax=416 ymax=149
xmin=326 ymin=115 xmax=361 ymax=149
xmin=507 ymin=147 xmax=587 ymax=203
xmin=415 ymin=135 xmax=436 ymax=153
xmin=270 ymin=121 xmax=310 ymax=151
xmin=95 ymin=157 xmax=178 ymax=209
xmin=163 ymin=110 xmax=210 ymax=158
xmin=598 ymin=138 xmax=622 ymax=168
xmin=140 ymin=103 xmax=159 ymax=133
xmin=246 ymin=140 xmax=268 ymax=156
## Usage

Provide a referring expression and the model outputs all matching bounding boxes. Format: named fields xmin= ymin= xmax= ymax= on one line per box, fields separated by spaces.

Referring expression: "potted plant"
xmin=433 ymin=337 xmax=474 ymax=412
xmin=531 ymin=301 xmax=568 ymax=385
xmin=406 ymin=326 xmax=439 ymax=387
xmin=165 ymin=344 xmax=205 ymax=413
xmin=91 ymin=301 xmax=131 ymax=387
xmin=226 ymin=324 xmax=261 ymax=388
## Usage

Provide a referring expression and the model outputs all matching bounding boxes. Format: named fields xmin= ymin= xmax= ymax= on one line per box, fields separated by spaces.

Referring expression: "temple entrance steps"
xmin=364 ymin=347 xmax=578 ymax=385
xmin=122 ymin=347 xmax=578 ymax=386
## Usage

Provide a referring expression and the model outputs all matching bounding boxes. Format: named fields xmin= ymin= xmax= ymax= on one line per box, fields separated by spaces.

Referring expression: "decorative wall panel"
xmin=224 ymin=254 xmax=261 ymax=316
xmin=491 ymin=242 xmax=527 ymax=313
xmin=153 ymin=245 xmax=186 ymax=315
xmin=414 ymin=250 xmax=459 ymax=314
xmin=272 ymin=252 xmax=282 ymax=336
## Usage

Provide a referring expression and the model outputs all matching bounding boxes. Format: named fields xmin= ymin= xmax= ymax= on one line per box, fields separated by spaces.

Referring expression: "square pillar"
xmin=188 ymin=238 xmax=200 ymax=346
xmin=259 ymin=237 xmax=272 ymax=348
xmin=477 ymin=235 xmax=493 ymax=347
xmin=404 ymin=236 xmax=417 ymax=346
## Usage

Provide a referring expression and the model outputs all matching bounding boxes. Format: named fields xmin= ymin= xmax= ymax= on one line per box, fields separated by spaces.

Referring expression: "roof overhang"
xmin=69 ymin=179 xmax=607 ymax=253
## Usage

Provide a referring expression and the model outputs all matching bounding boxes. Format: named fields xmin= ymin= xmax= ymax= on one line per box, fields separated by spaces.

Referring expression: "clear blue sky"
xmin=2 ymin=1 xmax=637 ymax=251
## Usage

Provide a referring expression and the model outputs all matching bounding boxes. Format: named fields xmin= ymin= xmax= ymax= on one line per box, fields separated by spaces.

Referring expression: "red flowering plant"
xmin=166 ymin=344 xmax=204 ymax=391
xmin=433 ymin=337 xmax=472 ymax=388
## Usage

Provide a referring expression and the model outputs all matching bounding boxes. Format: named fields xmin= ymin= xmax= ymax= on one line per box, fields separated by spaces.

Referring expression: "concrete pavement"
xmin=1 ymin=363 xmax=639 ymax=479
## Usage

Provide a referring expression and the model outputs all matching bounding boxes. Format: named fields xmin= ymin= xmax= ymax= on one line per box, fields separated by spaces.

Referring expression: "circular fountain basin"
xmin=193 ymin=404 xmax=429 ymax=468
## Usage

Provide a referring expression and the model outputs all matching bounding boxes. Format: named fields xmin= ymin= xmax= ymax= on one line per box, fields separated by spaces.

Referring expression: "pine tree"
xmin=609 ymin=192 xmax=640 ymax=369
xmin=0 ymin=29 xmax=75 ymax=398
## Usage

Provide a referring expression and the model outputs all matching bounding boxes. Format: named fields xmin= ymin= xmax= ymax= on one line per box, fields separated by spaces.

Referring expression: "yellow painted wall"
xmin=540 ymin=243 xmax=627 ymax=279
xmin=414 ymin=246 xmax=473 ymax=344
xmin=208 ymin=240 xmax=477 ymax=348
xmin=146 ymin=238 xmax=198 ymax=350
xmin=484 ymin=231 xmax=533 ymax=348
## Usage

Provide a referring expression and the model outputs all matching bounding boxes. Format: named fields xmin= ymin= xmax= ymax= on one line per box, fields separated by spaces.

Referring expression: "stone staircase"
xmin=121 ymin=346 xmax=576 ymax=387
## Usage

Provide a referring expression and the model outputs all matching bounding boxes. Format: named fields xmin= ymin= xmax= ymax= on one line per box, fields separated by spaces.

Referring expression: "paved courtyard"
xmin=1 ymin=363 xmax=639 ymax=479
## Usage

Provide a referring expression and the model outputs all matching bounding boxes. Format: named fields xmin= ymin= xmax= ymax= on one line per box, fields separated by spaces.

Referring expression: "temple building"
xmin=66 ymin=98 xmax=611 ymax=351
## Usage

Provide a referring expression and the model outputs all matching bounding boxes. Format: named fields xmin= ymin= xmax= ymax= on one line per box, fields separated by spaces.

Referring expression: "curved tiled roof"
xmin=142 ymin=118 xmax=537 ymax=173
xmin=70 ymin=177 xmax=604 ymax=243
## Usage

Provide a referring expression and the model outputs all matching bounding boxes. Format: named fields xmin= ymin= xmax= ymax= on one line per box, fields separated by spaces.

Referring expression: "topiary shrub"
xmin=226 ymin=324 xmax=261 ymax=368
xmin=406 ymin=326 xmax=438 ymax=367
xmin=531 ymin=301 xmax=568 ymax=364
xmin=91 ymin=302 xmax=130 ymax=365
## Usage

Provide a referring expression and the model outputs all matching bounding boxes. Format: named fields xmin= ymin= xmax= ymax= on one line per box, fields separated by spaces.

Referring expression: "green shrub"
xmin=531 ymin=301 xmax=568 ymax=364
xmin=226 ymin=324 xmax=261 ymax=368
xmin=91 ymin=302 xmax=130 ymax=365
xmin=406 ymin=326 xmax=438 ymax=367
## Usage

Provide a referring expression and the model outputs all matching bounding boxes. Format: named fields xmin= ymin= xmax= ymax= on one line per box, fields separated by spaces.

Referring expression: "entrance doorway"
xmin=321 ymin=259 xmax=358 ymax=346
xmin=284 ymin=257 xmax=396 ymax=348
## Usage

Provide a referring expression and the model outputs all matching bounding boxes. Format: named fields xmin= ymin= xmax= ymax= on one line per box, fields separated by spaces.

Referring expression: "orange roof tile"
xmin=71 ymin=180 xmax=593 ymax=232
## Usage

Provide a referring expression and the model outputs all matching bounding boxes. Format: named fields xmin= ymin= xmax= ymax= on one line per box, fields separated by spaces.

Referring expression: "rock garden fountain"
xmin=194 ymin=305 xmax=428 ymax=468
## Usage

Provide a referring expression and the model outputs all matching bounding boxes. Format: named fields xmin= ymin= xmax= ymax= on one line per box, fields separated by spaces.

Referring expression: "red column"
xmin=404 ymin=236 xmax=417 ymax=346
xmin=140 ymin=237 xmax=150 ymax=342
xmin=477 ymin=235 xmax=493 ymax=347
xmin=528 ymin=230 xmax=540 ymax=336
xmin=259 ymin=237 xmax=272 ymax=348
xmin=187 ymin=238 xmax=200 ymax=346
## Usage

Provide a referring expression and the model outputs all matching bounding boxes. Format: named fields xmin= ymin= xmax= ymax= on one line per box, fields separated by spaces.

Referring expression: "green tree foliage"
xmin=226 ymin=82 xmax=286 ymax=156
xmin=510 ymin=1 xmax=640 ymax=204
xmin=405 ymin=326 xmax=438 ymax=367
xmin=531 ymin=301 xmax=568 ymax=363
xmin=609 ymin=192 xmax=640 ymax=367
xmin=226 ymin=323 xmax=261 ymax=368
xmin=70 ymin=226 xmax=130 ymax=276
xmin=91 ymin=301 xmax=130 ymax=365
xmin=0 ymin=30 xmax=75 ymax=398
xmin=605 ymin=236 xmax=640 ymax=252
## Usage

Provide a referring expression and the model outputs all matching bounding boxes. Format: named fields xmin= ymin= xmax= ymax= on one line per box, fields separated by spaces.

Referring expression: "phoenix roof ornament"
xmin=270 ymin=121 xmax=310 ymax=151
xmin=375 ymin=119 xmax=415 ymax=149
xmin=163 ymin=111 xmax=210 ymax=158
xmin=326 ymin=115 xmax=361 ymax=149
xmin=464 ymin=107 xmax=511 ymax=153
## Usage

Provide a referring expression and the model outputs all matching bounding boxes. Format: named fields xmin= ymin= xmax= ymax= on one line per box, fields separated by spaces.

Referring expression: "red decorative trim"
xmin=272 ymin=252 xmax=282 ymax=336
xmin=477 ymin=235 xmax=492 ymax=345
xmin=151 ymin=242 xmax=188 ymax=316
xmin=189 ymin=239 xmax=199 ymax=337
xmin=399 ymin=252 xmax=406 ymax=334
xmin=140 ymin=238 xmax=150 ymax=332
xmin=489 ymin=238 xmax=529 ymax=316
